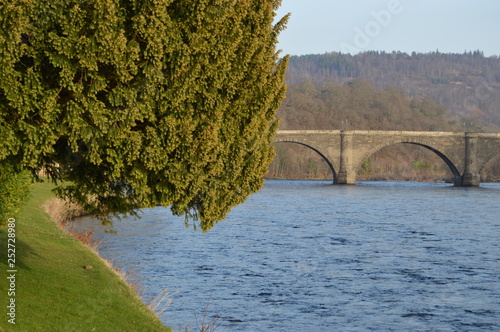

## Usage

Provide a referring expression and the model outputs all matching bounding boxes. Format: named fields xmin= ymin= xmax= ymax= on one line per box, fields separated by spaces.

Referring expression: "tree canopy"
xmin=0 ymin=0 xmax=289 ymax=231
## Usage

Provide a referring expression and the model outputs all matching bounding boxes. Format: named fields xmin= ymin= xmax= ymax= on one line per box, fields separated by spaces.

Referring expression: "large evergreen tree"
xmin=0 ymin=0 xmax=289 ymax=231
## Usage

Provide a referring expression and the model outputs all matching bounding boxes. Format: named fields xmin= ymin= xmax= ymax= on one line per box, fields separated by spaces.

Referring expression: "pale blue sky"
xmin=275 ymin=0 xmax=500 ymax=56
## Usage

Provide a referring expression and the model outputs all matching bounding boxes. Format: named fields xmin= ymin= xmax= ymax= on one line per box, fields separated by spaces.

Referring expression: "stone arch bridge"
xmin=274 ymin=130 xmax=500 ymax=186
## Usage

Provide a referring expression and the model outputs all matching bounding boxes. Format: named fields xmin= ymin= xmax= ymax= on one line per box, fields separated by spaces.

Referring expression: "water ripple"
xmin=71 ymin=181 xmax=500 ymax=331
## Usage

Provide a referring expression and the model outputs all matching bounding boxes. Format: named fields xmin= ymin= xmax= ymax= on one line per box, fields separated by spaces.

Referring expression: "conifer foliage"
xmin=0 ymin=0 xmax=289 ymax=231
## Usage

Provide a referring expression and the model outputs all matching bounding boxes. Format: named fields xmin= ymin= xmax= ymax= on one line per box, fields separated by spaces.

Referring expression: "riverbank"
xmin=0 ymin=182 xmax=170 ymax=331
xmin=266 ymin=173 xmax=500 ymax=183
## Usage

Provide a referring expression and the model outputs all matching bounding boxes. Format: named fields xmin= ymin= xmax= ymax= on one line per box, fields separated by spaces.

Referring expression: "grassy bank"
xmin=0 ymin=182 xmax=171 ymax=332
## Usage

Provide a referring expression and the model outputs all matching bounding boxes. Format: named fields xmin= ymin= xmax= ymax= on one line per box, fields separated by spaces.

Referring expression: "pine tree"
xmin=0 ymin=0 xmax=289 ymax=231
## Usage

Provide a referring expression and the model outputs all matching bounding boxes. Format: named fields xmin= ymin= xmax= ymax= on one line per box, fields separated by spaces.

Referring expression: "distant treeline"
xmin=267 ymin=51 xmax=500 ymax=182
xmin=285 ymin=51 xmax=500 ymax=129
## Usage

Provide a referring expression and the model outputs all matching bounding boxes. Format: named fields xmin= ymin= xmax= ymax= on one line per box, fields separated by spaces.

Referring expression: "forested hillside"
xmin=267 ymin=51 xmax=500 ymax=182
xmin=285 ymin=51 xmax=500 ymax=129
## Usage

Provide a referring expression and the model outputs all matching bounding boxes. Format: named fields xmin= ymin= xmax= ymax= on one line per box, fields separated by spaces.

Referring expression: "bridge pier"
xmin=461 ymin=173 xmax=480 ymax=186
xmin=460 ymin=133 xmax=480 ymax=186
xmin=337 ymin=131 xmax=356 ymax=184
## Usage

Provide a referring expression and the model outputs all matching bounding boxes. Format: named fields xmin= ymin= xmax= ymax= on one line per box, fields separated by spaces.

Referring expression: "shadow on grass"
xmin=0 ymin=229 xmax=39 ymax=272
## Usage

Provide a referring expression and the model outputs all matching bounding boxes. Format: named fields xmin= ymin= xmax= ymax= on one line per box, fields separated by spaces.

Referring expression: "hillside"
xmin=268 ymin=51 xmax=500 ymax=182
xmin=284 ymin=51 xmax=500 ymax=129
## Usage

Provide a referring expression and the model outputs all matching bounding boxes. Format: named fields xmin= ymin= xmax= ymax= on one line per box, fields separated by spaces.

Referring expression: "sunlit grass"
xmin=0 ymin=182 xmax=170 ymax=331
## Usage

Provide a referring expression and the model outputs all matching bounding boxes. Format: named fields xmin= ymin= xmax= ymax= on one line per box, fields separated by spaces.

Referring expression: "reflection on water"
xmin=71 ymin=181 xmax=500 ymax=331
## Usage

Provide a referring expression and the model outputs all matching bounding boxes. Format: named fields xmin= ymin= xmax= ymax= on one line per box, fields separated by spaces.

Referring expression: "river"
xmin=71 ymin=180 xmax=500 ymax=331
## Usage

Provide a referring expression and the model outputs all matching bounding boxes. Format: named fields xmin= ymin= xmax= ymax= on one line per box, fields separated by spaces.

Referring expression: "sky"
xmin=274 ymin=0 xmax=500 ymax=57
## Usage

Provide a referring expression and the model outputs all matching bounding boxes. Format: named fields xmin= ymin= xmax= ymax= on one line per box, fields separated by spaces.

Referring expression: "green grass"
xmin=0 ymin=182 xmax=171 ymax=332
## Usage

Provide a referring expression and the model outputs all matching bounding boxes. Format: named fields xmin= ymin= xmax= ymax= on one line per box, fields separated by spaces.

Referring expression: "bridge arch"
xmin=273 ymin=141 xmax=337 ymax=181
xmin=354 ymin=141 xmax=462 ymax=184
xmin=478 ymin=149 xmax=500 ymax=175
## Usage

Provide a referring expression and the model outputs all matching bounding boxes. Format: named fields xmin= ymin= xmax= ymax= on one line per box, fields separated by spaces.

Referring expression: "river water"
xmin=71 ymin=180 xmax=500 ymax=331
